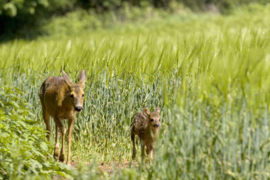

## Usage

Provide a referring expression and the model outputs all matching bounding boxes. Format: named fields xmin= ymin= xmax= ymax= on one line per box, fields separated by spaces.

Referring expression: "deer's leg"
xmin=141 ymin=140 xmax=145 ymax=159
xmin=53 ymin=123 xmax=60 ymax=160
xmin=55 ymin=118 xmax=66 ymax=163
xmin=131 ymin=133 xmax=136 ymax=160
xmin=66 ymin=117 xmax=75 ymax=165
xmin=147 ymin=145 xmax=154 ymax=161
xmin=42 ymin=110 xmax=50 ymax=141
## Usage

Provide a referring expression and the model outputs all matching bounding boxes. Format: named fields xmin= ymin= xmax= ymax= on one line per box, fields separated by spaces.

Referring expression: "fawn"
xmin=39 ymin=70 xmax=86 ymax=165
xmin=131 ymin=107 xmax=161 ymax=161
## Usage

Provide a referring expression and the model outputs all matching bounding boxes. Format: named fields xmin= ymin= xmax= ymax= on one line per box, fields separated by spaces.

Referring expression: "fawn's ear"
xmin=78 ymin=69 xmax=86 ymax=87
xmin=155 ymin=107 xmax=160 ymax=114
xmin=143 ymin=107 xmax=151 ymax=115
xmin=62 ymin=71 xmax=72 ymax=87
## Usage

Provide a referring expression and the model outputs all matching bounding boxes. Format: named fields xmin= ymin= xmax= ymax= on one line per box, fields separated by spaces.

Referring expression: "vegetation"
xmin=0 ymin=87 xmax=75 ymax=179
xmin=1 ymin=3 xmax=270 ymax=179
xmin=1 ymin=0 xmax=270 ymax=39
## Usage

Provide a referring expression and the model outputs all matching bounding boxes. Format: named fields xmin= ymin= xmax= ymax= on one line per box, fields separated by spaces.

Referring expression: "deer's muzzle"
xmin=75 ymin=106 xmax=83 ymax=112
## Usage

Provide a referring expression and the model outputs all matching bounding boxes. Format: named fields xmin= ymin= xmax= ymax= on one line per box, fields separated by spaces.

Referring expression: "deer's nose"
xmin=154 ymin=124 xmax=159 ymax=128
xmin=75 ymin=106 xmax=83 ymax=112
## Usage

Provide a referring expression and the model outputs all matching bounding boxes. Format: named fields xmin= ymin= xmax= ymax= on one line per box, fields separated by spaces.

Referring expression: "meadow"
xmin=1 ymin=3 xmax=270 ymax=179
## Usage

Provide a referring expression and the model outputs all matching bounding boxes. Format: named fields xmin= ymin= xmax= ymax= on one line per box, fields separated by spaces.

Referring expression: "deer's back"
xmin=39 ymin=76 xmax=69 ymax=116
xmin=132 ymin=112 xmax=150 ymax=138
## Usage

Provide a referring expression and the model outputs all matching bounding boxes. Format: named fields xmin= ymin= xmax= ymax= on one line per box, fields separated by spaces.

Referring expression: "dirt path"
xmin=98 ymin=161 xmax=139 ymax=174
xmin=53 ymin=160 xmax=139 ymax=179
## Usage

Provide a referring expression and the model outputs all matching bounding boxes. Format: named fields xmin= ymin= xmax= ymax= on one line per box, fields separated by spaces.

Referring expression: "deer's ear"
xmin=78 ymin=69 xmax=86 ymax=87
xmin=62 ymin=71 xmax=72 ymax=86
xmin=143 ymin=107 xmax=151 ymax=115
xmin=155 ymin=107 xmax=160 ymax=114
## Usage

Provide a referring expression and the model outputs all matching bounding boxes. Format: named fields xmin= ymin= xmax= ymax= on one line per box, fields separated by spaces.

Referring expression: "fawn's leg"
xmin=66 ymin=117 xmax=75 ymax=165
xmin=131 ymin=133 xmax=136 ymax=160
xmin=147 ymin=145 xmax=154 ymax=161
xmin=141 ymin=140 xmax=145 ymax=159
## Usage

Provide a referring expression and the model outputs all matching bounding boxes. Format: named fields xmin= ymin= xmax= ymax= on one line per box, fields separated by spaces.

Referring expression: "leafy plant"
xmin=0 ymin=87 xmax=74 ymax=179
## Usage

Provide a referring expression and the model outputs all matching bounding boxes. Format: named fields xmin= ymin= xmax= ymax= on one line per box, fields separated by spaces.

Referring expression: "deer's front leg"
xmin=141 ymin=140 xmax=145 ymax=159
xmin=67 ymin=117 xmax=75 ymax=165
xmin=55 ymin=117 xmax=66 ymax=163
xmin=147 ymin=145 xmax=154 ymax=161
xmin=131 ymin=133 xmax=136 ymax=160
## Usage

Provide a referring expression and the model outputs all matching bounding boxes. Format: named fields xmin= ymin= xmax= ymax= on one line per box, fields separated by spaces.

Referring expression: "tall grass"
xmin=1 ymin=4 xmax=270 ymax=179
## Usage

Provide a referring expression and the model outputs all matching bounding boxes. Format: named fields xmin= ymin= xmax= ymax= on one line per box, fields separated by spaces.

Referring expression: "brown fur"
xmin=39 ymin=70 xmax=86 ymax=165
xmin=131 ymin=107 xmax=161 ymax=161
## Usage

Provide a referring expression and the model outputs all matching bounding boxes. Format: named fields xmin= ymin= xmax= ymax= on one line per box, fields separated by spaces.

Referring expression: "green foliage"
xmin=0 ymin=0 xmax=46 ymax=17
xmin=0 ymin=0 xmax=75 ymax=17
xmin=0 ymin=0 xmax=76 ymax=40
xmin=0 ymin=87 xmax=74 ymax=179
xmin=0 ymin=0 xmax=269 ymax=18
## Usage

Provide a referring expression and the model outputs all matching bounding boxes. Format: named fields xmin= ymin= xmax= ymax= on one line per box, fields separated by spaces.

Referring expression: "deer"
xmin=39 ymin=70 xmax=86 ymax=165
xmin=131 ymin=107 xmax=161 ymax=161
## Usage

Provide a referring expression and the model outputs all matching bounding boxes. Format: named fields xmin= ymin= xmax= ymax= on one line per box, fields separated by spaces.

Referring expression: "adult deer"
xmin=39 ymin=70 xmax=86 ymax=165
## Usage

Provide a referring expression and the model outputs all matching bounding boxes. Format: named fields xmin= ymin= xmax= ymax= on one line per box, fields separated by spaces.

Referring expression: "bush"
xmin=0 ymin=0 xmax=76 ymax=40
xmin=0 ymin=87 xmax=73 ymax=179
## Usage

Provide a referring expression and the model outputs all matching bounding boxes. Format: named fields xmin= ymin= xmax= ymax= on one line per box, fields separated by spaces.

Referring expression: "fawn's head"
xmin=63 ymin=70 xmax=86 ymax=112
xmin=144 ymin=107 xmax=161 ymax=128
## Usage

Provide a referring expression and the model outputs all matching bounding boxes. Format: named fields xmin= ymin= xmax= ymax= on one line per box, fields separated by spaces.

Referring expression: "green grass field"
xmin=1 ymin=4 xmax=270 ymax=179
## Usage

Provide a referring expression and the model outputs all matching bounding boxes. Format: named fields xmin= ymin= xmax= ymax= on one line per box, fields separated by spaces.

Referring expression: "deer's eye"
xmin=70 ymin=94 xmax=74 ymax=98
xmin=82 ymin=94 xmax=84 ymax=97
xmin=150 ymin=119 xmax=154 ymax=122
